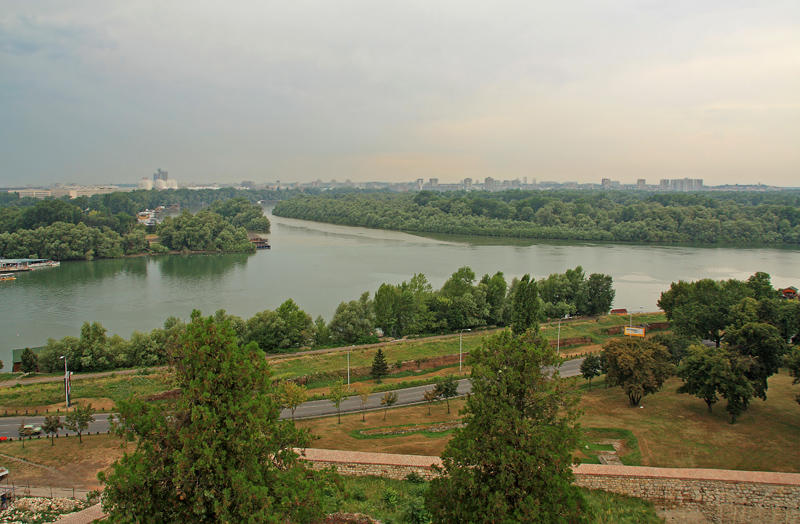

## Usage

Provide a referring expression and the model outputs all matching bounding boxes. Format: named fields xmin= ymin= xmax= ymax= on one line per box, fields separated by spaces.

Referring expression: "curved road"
xmin=0 ymin=358 xmax=584 ymax=438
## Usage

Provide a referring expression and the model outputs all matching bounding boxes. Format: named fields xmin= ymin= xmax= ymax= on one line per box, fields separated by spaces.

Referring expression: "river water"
xmin=2 ymin=210 xmax=798 ymax=369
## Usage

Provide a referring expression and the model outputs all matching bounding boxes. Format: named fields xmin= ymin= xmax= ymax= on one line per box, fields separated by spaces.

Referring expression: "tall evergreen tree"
xmin=100 ymin=310 xmax=326 ymax=523
xmin=371 ymin=348 xmax=389 ymax=382
xmin=426 ymin=330 xmax=587 ymax=522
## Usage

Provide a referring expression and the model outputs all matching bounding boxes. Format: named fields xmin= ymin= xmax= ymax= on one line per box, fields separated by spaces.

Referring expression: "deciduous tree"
xmin=43 ymin=415 xmax=62 ymax=446
xmin=677 ymin=345 xmax=728 ymax=412
xmin=354 ymin=383 xmax=371 ymax=422
xmin=579 ymin=354 xmax=602 ymax=389
xmin=280 ymin=382 xmax=308 ymax=421
xmin=328 ymin=378 xmax=349 ymax=424
xmin=511 ymin=274 xmax=544 ymax=335
xmin=65 ymin=403 xmax=95 ymax=443
xmin=602 ymin=337 xmax=674 ymax=406
xmin=433 ymin=375 xmax=459 ymax=414
xmin=380 ymin=392 xmax=398 ymax=420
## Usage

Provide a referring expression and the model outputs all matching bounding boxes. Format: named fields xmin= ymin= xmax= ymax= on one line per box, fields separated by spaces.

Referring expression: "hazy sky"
xmin=1 ymin=1 xmax=799 ymax=186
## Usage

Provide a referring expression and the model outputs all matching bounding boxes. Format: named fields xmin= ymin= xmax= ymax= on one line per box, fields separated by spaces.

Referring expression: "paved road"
xmin=0 ymin=358 xmax=584 ymax=437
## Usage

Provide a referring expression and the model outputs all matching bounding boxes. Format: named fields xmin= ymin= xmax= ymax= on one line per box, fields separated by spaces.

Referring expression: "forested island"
xmin=29 ymin=265 xmax=613 ymax=372
xmin=272 ymin=190 xmax=800 ymax=245
xmin=0 ymin=190 xmax=276 ymax=260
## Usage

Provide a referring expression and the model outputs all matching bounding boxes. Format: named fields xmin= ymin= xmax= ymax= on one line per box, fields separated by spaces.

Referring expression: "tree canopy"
xmin=426 ymin=330 xmax=587 ymax=522
xmin=100 ymin=310 xmax=326 ymax=523
xmin=273 ymin=189 xmax=800 ymax=246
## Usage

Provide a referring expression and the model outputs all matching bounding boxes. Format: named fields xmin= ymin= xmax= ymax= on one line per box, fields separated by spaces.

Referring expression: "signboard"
xmin=624 ymin=326 xmax=645 ymax=337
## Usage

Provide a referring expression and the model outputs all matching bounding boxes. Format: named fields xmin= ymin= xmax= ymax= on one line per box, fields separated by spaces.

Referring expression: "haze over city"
xmin=1 ymin=1 xmax=799 ymax=187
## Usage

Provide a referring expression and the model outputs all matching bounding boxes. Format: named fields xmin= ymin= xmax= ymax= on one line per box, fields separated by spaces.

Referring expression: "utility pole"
xmin=459 ymin=329 xmax=471 ymax=374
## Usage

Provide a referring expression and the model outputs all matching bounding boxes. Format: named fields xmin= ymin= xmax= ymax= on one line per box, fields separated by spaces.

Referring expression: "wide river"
xmin=2 ymin=209 xmax=799 ymax=369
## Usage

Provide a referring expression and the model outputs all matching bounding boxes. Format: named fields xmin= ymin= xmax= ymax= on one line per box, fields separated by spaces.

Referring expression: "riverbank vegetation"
xmin=0 ymin=311 xmax=663 ymax=412
xmin=0 ymin=193 xmax=271 ymax=260
xmin=273 ymin=189 xmax=800 ymax=245
xmin=29 ymin=265 xmax=613 ymax=372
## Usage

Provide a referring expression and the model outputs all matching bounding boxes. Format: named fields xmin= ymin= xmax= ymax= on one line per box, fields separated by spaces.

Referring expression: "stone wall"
xmin=299 ymin=449 xmax=800 ymax=523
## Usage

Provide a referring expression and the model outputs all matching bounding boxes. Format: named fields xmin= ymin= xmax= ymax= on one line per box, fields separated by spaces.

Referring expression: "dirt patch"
xmin=0 ymin=433 xmax=126 ymax=490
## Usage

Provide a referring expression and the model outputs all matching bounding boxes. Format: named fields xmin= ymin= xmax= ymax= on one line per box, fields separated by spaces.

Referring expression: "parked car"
xmin=22 ymin=424 xmax=41 ymax=436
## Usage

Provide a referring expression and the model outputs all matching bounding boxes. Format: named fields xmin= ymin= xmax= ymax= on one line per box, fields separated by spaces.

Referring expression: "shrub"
xmin=382 ymin=487 xmax=399 ymax=509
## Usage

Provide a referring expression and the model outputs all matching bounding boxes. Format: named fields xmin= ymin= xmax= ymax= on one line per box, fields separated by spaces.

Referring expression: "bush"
xmin=348 ymin=486 xmax=367 ymax=501
xmin=404 ymin=472 xmax=425 ymax=484
xmin=382 ymin=487 xmax=399 ymax=509
xmin=403 ymin=497 xmax=432 ymax=524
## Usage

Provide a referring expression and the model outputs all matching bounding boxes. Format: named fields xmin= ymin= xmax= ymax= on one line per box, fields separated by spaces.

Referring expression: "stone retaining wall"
xmin=299 ymin=449 xmax=800 ymax=523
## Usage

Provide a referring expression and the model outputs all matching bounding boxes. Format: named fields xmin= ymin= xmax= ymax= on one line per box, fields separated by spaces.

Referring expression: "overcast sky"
xmin=1 ymin=1 xmax=798 ymax=186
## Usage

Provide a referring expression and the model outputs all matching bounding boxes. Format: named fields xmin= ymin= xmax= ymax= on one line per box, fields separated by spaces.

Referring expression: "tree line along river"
xmin=2 ymin=208 xmax=799 ymax=370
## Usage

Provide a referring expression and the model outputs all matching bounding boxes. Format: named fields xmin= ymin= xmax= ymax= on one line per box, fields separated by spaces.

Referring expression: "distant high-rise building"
xmin=429 ymin=178 xmax=439 ymax=187
xmin=416 ymin=178 xmax=424 ymax=190
xmin=463 ymin=178 xmax=472 ymax=190
xmin=637 ymin=178 xmax=646 ymax=189
xmin=153 ymin=168 xmax=168 ymax=182
xmin=139 ymin=177 xmax=153 ymax=190
xmin=601 ymin=178 xmax=612 ymax=189
xmin=659 ymin=178 xmax=704 ymax=192
xmin=484 ymin=177 xmax=495 ymax=191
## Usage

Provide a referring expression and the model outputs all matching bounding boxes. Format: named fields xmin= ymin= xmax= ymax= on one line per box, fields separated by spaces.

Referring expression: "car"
xmin=22 ymin=424 xmax=41 ymax=436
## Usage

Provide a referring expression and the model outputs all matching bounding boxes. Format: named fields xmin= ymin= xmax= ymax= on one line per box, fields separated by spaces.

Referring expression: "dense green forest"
xmin=0 ymin=191 xmax=276 ymax=260
xmin=31 ymin=265 xmax=613 ymax=371
xmin=273 ymin=190 xmax=800 ymax=245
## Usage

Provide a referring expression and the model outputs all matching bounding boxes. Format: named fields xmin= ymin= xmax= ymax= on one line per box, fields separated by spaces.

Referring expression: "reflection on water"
xmin=155 ymin=253 xmax=250 ymax=279
xmin=19 ymin=257 xmax=148 ymax=288
xmin=2 ymin=211 xmax=800 ymax=371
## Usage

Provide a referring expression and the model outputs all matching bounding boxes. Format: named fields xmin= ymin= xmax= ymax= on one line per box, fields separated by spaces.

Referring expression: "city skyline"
xmin=2 ymin=1 xmax=799 ymax=187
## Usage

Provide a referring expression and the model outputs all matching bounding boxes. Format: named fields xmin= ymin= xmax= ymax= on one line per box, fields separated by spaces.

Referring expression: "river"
xmin=2 ymin=209 xmax=798 ymax=369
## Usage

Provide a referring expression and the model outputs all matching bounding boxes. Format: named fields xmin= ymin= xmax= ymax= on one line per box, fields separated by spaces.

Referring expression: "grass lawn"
xmin=0 ymin=313 xmax=664 ymax=412
xmin=579 ymin=373 xmax=800 ymax=472
xmin=0 ymin=433 xmax=125 ymax=489
xmin=0 ymin=372 xmax=173 ymax=413
xmin=329 ymin=475 xmax=660 ymax=523
xmin=300 ymin=370 xmax=800 ymax=473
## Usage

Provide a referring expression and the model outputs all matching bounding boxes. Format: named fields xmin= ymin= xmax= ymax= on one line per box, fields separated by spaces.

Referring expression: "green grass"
xmin=580 ymin=427 xmax=643 ymax=466
xmin=349 ymin=421 xmax=458 ymax=440
xmin=541 ymin=313 xmax=666 ymax=344
xmin=328 ymin=475 xmax=661 ymax=523
xmin=271 ymin=312 xmax=665 ymax=383
xmin=0 ymin=373 xmax=172 ymax=412
xmin=0 ymin=313 xmax=664 ymax=412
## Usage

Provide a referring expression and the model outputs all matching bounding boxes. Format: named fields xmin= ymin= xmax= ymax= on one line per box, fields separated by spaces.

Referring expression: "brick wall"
xmin=298 ymin=449 xmax=800 ymax=523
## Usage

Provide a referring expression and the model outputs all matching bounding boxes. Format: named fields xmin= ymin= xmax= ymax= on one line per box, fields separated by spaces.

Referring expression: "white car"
xmin=22 ymin=424 xmax=41 ymax=436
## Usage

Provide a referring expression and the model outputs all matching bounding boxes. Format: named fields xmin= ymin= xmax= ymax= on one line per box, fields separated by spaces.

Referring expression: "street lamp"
xmin=459 ymin=329 xmax=471 ymax=374
xmin=557 ymin=314 xmax=570 ymax=354
xmin=347 ymin=346 xmax=354 ymax=386
xmin=59 ymin=355 xmax=69 ymax=409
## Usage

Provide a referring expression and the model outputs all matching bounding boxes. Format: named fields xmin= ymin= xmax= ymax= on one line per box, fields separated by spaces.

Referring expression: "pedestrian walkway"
xmin=52 ymin=503 xmax=104 ymax=524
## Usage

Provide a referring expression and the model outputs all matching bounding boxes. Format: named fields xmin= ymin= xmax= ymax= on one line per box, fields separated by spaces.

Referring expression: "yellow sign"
xmin=624 ymin=326 xmax=645 ymax=337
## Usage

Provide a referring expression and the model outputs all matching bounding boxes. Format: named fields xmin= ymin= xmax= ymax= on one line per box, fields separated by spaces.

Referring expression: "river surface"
xmin=2 ymin=210 xmax=799 ymax=369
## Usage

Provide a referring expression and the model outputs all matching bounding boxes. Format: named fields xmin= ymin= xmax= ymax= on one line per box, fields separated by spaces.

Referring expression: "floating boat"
xmin=250 ymin=238 xmax=271 ymax=249
xmin=0 ymin=273 xmax=15 ymax=282
xmin=0 ymin=258 xmax=60 ymax=272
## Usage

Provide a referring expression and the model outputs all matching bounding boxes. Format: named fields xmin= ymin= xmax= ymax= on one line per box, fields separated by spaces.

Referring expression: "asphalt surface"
xmin=0 ymin=358 xmax=585 ymax=438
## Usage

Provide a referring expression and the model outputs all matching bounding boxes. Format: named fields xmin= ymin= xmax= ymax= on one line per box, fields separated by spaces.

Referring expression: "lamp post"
xmin=459 ymin=329 xmax=471 ymax=374
xmin=59 ymin=355 xmax=69 ymax=409
xmin=557 ymin=314 xmax=570 ymax=354
xmin=347 ymin=346 xmax=353 ymax=386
